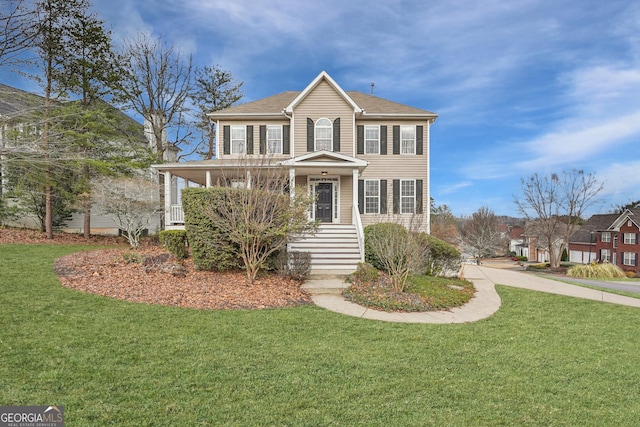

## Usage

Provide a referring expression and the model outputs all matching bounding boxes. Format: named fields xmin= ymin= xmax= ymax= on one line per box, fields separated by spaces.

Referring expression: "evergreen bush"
xmin=181 ymin=188 xmax=241 ymax=271
xmin=158 ymin=230 xmax=189 ymax=260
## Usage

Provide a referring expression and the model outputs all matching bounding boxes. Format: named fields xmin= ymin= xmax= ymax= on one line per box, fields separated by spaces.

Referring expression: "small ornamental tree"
xmin=92 ymin=175 xmax=161 ymax=248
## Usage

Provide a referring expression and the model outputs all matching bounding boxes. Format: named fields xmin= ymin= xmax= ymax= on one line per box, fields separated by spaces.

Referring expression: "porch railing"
xmin=352 ymin=204 xmax=365 ymax=262
xmin=169 ymin=204 xmax=184 ymax=224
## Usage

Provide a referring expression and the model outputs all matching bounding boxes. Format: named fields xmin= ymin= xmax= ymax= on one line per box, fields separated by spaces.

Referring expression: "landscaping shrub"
xmin=625 ymin=271 xmax=638 ymax=279
xmin=350 ymin=262 xmax=379 ymax=284
xmin=514 ymin=255 xmax=528 ymax=262
xmin=567 ymin=262 xmax=626 ymax=279
xmin=363 ymin=222 xmax=427 ymax=292
xmin=414 ymin=233 xmax=461 ymax=276
xmin=182 ymin=188 xmax=241 ymax=271
xmin=158 ymin=230 xmax=188 ymax=259
xmin=364 ymin=223 xmax=408 ymax=270
xmin=273 ymin=250 xmax=312 ymax=281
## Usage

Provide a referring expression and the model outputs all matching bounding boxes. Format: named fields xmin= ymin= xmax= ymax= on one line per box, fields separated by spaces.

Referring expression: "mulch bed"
xmin=1 ymin=227 xmax=313 ymax=310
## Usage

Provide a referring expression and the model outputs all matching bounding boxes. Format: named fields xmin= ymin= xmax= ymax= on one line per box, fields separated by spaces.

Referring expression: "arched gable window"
xmin=315 ymin=118 xmax=332 ymax=151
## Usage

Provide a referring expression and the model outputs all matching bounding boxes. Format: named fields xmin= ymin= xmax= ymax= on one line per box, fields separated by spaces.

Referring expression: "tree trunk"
xmin=83 ymin=200 xmax=91 ymax=238
xmin=45 ymin=184 xmax=53 ymax=239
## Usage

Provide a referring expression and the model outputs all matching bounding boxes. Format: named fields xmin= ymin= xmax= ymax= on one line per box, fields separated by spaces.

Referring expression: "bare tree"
xmin=92 ymin=175 xmax=161 ymax=248
xmin=0 ymin=0 xmax=37 ymax=68
xmin=204 ymin=159 xmax=316 ymax=283
xmin=365 ymin=216 xmax=429 ymax=292
xmin=515 ymin=169 xmax=603 ymax=268
xmin=115 ymin=33 xmax=192 ymax=161
xmin=459 ymin=206 xmax=505 ymax=258
xmin=190 ymin=65 xmax=243 ymax=159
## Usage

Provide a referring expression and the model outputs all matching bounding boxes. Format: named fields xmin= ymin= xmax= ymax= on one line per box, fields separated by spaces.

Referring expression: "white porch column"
xmin=352 ymin=168 xmax=359 ymax=211
xmin=164 ymin=171 xmax=172 ymax=226
xmin=289 ymin=168 xmax=296 ymax=200
xmin=205 ymin=170 xmax=212 ymax=188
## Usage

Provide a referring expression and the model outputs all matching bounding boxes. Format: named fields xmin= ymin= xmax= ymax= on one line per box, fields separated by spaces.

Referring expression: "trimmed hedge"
xmin=181 ymin=187 xmax=241 ymax=271
xmin=158 ymin=230 xmax=188 ymax=260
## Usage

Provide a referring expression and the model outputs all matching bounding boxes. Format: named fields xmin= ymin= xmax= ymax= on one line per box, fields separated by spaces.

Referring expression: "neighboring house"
xmin=153 ymin=71 xmax=437 ymax=273
xmin=521 ymin=220 xmax=567 ymax=263
xmin=568 ymin=209 xmax=640 ymax=274
xmin=508 ymin=225 xmax=528 ymax=258
xmin=0 ymin=83 xmax=172 ymax=235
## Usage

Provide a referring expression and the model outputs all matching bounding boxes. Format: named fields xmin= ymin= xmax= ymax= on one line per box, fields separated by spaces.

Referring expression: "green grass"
xmin=3 ymin=244 xmax=640 ymax=425
xmin=407 ymin=275 xmax=474 ymax=310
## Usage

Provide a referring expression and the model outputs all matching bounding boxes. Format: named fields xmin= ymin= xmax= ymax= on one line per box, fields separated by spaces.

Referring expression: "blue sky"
xmin=4 ymin=0 xmax=640 ymax=217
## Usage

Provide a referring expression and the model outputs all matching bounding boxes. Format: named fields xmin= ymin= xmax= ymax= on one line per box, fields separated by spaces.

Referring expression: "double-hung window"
xmin=267 ymin=125 xmax=282 ymax=154
xmin=400 ymin=179 xmax=415 ymax=214
xmin=623 ymin=252 xmax=637 ymax=266
xmin=601 ymin=249 xmax=611 ymax=263
xmin=315 ymin=118 xmax=332 ymax=151
xmin=400 ymin=125 xmax=415 ymax=154
xmin=231 ymin=125 xmax=246 ymax=154
xmin=364 ymin=180 xmax=380 ymax=214
xmin=601 ymin=232 xmax=611 ymax=243
xmin=365 ymin=125 xmax=379 ymax=154
xmin=624 ymin=233 xmax=637 ymax=245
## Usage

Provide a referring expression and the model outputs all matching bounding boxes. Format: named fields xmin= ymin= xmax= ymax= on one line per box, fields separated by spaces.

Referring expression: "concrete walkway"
xmin=301 ymin=265 xmax=640 ymax=324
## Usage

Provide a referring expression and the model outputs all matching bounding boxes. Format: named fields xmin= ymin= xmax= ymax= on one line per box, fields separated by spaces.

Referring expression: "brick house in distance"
xmin=568 ymin=209 xmax=640 ymax=275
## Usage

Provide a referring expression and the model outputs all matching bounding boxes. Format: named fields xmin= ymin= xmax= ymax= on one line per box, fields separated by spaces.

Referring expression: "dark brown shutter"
xmin=223 ymin=125 xmax=230 ymax=155
xmin=416 ymin=125 xmax=423 ymax=155
xmin=333 ymin=118 xmax=340 ymax=152
xmin=380 ymin=125 xmax=387 ymax=155
xmin=246 ymin=125 xmax=253 ymax=154
xmin=393 ymin=179 xmax=400 ymax=214
xmin=283 ymin=125 xmax=290 ymax=154
xmin=416 ymin=179 xmax=423 ymax=214
xmin=393 ymin=125 xmax=400 ymax=155
xmin=380 ymin=179 xmax=387 ymax=214
xmin=358 ymin=180 xmax=364 ymax=214
xmin=307 ymin=118 xmax=314 ymax=151
xmin=357 ymin=125 xmax=364 ymax=155
xmin=259 ymin=125 xmax=266 ymax=154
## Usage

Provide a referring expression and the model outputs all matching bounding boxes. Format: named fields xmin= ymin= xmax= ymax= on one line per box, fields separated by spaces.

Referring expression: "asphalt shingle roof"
xmin=209 ymin=90 xmax=436 ymax=117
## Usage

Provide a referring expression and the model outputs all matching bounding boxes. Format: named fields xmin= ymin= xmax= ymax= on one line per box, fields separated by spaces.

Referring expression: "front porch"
xmin=152 ymin=152 xmax=369 ymax=271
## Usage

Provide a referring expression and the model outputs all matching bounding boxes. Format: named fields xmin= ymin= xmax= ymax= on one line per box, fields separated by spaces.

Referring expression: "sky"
xmin=3 ymin=0 xmax=640 ymax=218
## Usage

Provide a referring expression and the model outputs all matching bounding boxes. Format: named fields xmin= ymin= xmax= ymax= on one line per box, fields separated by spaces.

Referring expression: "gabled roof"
xmin=281 ymin=150 xmax=368 ymax=168
xmin=610 ymin=209 xmax=640 ymax=231
xmin=0 ymin=83 xmax=46 ymax=117
xmin=208 ymin=71 xmax=437 ymax=120
xmin=284 ymin=71 xmax=362 ymax=114
xmin=568 ymin=209 xmax=640 ymax=243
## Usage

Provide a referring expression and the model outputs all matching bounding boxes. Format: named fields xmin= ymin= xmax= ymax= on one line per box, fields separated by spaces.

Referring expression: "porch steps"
xmin=290 ymin=224 xmax=362 ymax=275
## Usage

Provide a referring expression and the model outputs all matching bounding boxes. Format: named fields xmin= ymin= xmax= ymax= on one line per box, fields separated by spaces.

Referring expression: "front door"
xmin=315 ymin=182 xmax=333 ymax=223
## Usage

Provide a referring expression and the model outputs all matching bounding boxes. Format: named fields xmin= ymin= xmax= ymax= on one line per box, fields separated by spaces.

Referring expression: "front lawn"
xmin=3 ymin=244 xmax=640 ymax=425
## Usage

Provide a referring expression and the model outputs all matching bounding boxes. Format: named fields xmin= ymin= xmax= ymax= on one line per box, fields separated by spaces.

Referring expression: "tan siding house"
xmin=153 ymin=71 xmax=437 ymax=272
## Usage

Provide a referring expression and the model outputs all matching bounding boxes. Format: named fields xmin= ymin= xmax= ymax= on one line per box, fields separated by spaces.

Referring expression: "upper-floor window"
xmin=231 ymin=125 xmax=246 ymax=154
xmin=400 ymin=179 xmax=415 ymax=214
xmin=315 ymin=118 xmax=332 ymax=151
xmin=624 ymin=233 xmax=637 ymax=245
xmin=267 ymin=125 xmax=282 ymax=154
xmin=601 ymin=232 xmax=611 ymax=243
xmin=365 ymin=126 xmax=379 ymax=154
xmin=400 ymin=125 xmax=415 ymax=154
xmin=365 ymin=179 xmax=380 ymax=214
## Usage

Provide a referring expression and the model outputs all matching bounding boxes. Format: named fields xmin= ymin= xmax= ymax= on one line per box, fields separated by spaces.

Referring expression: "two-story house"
xmin=153 ymin=71 xmax=437 ymax=273
xmin=568 ymin=209 xmax=640 ymax=275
